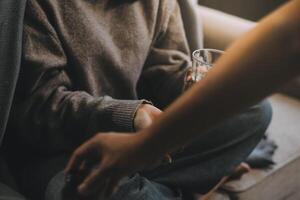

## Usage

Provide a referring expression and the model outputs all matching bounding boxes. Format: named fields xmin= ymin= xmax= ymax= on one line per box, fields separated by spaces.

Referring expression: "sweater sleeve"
xmin=9 ymin=1 xmax=144 ymax=154
xmin=137 ymin=0 xmax=191 ymax=109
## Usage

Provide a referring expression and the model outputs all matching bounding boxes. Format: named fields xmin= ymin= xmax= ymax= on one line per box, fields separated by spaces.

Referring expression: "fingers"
xmin=65 ymin=140 xmax=95 ymax=175
xmin=104 ymin=175 xmax=121 ymax=198
xmin=78 ymin=165 xmax=123 ymax=198
xmin=77 ymin=165 xmax=108 ymax=196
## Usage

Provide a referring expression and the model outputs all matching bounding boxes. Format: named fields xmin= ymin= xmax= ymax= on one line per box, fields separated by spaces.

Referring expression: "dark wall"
xmin=199 ymin=0 xmax=287 ymax=21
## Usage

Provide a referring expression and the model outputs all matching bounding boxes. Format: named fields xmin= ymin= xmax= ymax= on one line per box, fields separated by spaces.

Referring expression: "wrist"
xmin=133 ymin=102 xmax=161 ymax=132
xmin=133 ymin=129 xmax=167 ymax=163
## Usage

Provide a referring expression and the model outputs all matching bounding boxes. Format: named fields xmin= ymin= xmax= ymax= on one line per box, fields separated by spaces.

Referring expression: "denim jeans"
xmin=46 ymin=173 xmax=182 ymax=200
xmin=20 ymin=101 xmax=272 ymax=200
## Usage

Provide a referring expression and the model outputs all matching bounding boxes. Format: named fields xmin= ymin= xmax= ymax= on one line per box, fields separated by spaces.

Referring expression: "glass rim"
xmin=192 ymin=48 xmax=225 ymax=63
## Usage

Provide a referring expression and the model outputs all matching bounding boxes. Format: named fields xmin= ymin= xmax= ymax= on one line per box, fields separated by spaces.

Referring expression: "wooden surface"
xmin=220 ymin=95 xmax=300 ymax=200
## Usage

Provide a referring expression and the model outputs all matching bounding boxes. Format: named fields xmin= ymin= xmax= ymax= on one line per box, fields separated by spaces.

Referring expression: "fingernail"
xmin=64 ymin=168 xmax=71 ymax=175
xmin=65 ymin=174 xmax=72 ymax=183
xmin=78 ymin=184 xmax=87 ymax=195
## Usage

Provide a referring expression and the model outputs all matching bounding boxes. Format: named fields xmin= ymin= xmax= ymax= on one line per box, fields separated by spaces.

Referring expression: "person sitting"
xmin=4 ymin=0 xmax=271 ymax=199
xmin=64 ymin=0 xmax=300 ymax=198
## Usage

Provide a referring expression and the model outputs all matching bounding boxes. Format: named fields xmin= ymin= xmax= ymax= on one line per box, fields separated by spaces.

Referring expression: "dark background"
xmin=199 ymin=0 xmax=287 ymax=21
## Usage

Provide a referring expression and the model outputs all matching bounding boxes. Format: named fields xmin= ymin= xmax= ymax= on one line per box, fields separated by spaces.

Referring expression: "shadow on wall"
xmin=199 ymin=0 xmax=287 ymax=21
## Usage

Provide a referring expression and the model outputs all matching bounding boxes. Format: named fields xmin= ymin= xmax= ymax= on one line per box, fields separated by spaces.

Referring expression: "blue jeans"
xmin=46 ymin=173 xmax=182 ymax=200
xmin=20 ymin=101 xmax=272 ymax=200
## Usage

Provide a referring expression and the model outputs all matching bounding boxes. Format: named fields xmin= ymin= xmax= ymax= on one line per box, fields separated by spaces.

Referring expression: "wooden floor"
xmin=201 ymin=95 xmax=300 ymax=200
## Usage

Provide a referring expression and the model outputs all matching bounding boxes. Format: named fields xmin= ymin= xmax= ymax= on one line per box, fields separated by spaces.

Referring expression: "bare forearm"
xmin=64 ymin=1 xmax=300 ymax=192
xmin=139 ymin=0 xmax=300 ymax=155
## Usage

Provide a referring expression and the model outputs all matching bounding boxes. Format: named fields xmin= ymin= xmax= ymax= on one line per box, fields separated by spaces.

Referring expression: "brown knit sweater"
xmin=8 ymin=0 xmax=191 ymax=154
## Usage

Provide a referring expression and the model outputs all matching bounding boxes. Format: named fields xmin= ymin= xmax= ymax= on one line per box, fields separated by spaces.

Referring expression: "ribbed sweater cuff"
xmin=107 ymin=100 xmax=145 ymax=132
xmin=87 ymin=97 xmax=151 ymax=135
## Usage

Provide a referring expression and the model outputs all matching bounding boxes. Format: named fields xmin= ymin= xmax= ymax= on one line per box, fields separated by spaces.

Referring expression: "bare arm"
xmin=141 ymin=0 xmax=300 ymax=155
xmin=65 ymin=0 xmax=300 ymax=197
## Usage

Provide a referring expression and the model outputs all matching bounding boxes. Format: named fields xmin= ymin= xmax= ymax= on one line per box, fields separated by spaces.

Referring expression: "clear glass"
xmin=184 ymin=49 xmax=224 ymax=91
xmin=192 ymin=48 xmax=224 ymax=81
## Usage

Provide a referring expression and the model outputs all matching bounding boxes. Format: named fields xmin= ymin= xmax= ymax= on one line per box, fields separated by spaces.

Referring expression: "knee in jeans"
xmin=249 ymin=100 xmax=273 ymax=136
xmin=255 ymin=100 xmax=272 ymax=126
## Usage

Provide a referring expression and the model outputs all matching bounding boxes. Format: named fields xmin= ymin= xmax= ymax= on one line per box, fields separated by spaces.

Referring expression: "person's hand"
xmin=65 ymin=132 xmax=162 ymax=198
xmin=183 ymin=67 xmax=208 ymax=91
xmin=183 ymin=67 xmax=198 ymax=91
xmin=134 ymin=104 xmax=162 ymax=131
